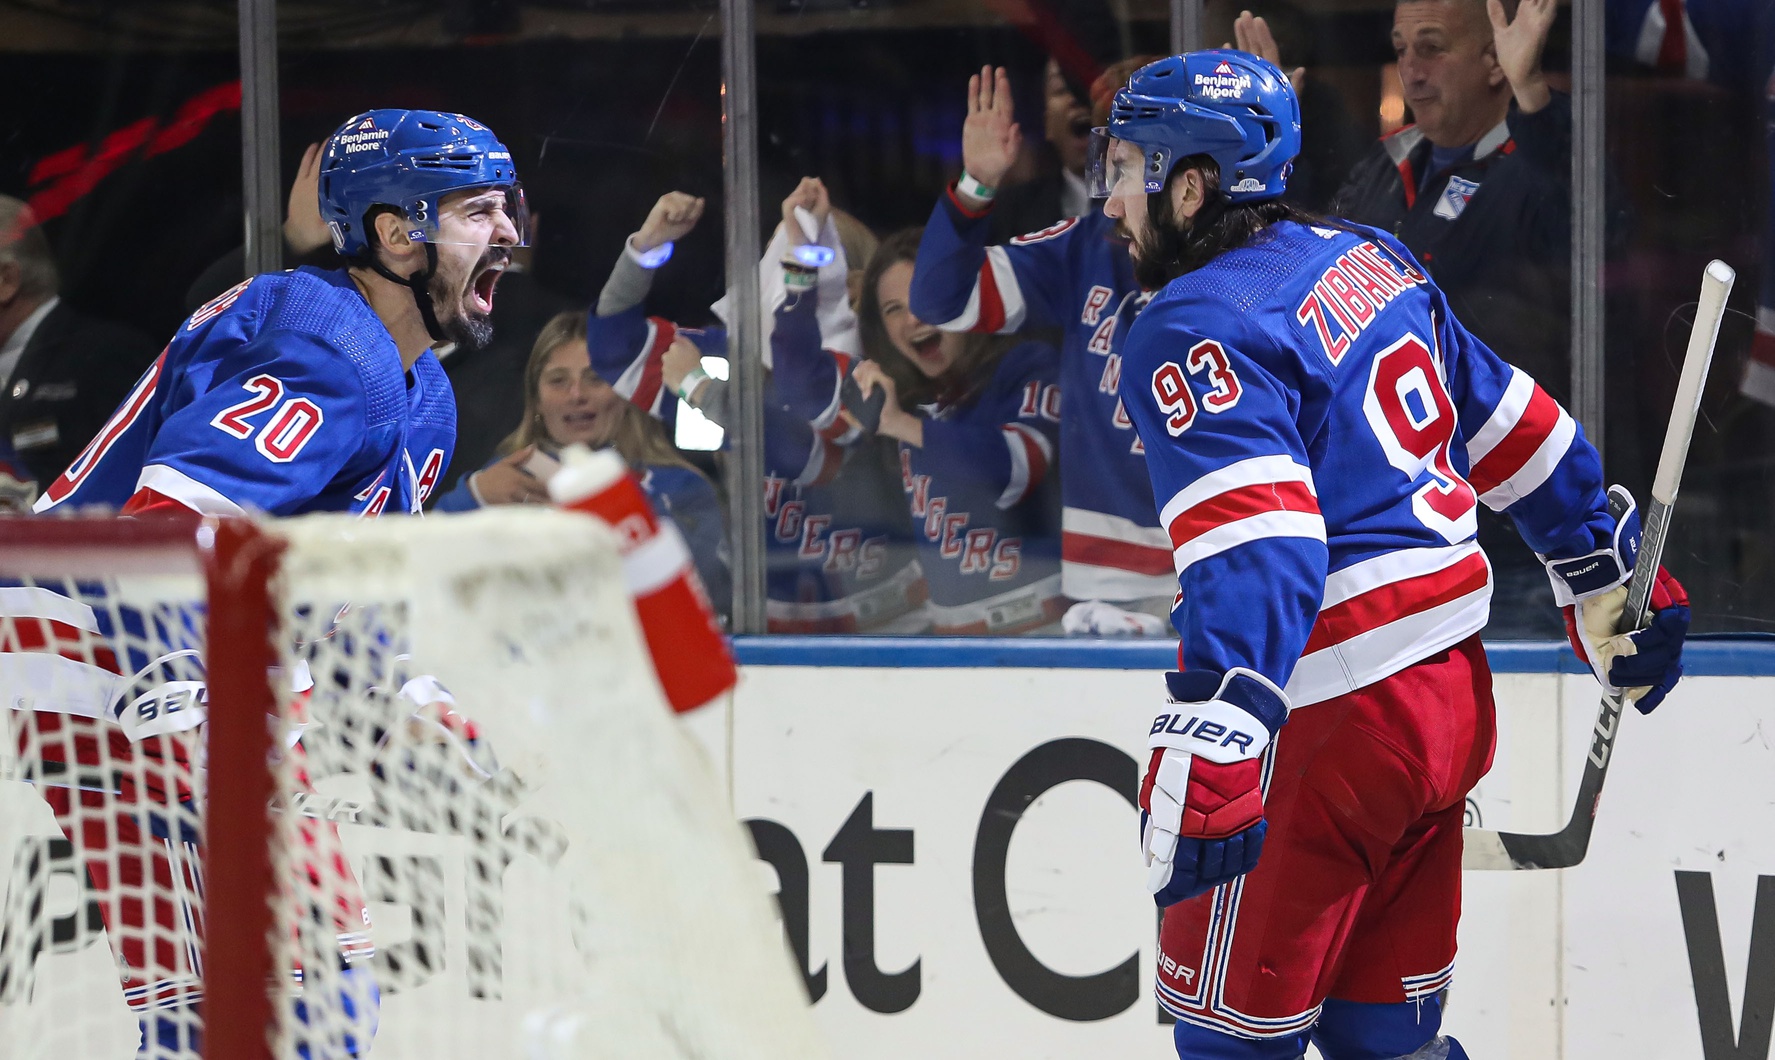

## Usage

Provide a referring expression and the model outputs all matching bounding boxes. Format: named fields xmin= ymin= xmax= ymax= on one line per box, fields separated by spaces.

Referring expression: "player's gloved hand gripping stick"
xmin=1463 ymin=259 xmax=1733 ymax=871
xmin=1549 ymin=485 xmax=1690 ymax=713
xmin=1141 ymin=668 xmax=1289 ymax=905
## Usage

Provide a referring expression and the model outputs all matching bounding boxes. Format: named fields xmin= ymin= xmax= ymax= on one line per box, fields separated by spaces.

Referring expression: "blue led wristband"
xmin=787 ymin=244 xmax=835 ymax=269
xmin=629 ymin=239 xmax=675 ymax=269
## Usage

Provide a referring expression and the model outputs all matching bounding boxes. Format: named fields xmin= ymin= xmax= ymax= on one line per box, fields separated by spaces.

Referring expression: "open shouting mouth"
xmin=467 ymin=257 xmax=508 ymax=316
xmin=908 ymin=328 xmax=944 ymax=366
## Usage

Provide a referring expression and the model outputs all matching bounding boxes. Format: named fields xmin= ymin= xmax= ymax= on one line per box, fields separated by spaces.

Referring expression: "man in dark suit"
xmin=0 ymin=196 xmax=159 ymax=505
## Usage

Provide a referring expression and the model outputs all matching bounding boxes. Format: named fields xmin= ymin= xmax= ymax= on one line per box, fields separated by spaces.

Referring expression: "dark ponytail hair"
xmin=858 ymin=227 xmax=1015 ymax=409
xmin=1133 ymin=155 xmax=1341 ymax=290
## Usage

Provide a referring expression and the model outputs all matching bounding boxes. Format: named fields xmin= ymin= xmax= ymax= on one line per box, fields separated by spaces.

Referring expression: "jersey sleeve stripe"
xmin=796 ymin=435 xmax=844 ymax=488
xmin=1158 ymin=454 xmax=1317 ymax=529
xmin=997 ymin=422 xmax=1053 ymax=509
xmin=1462 ymin=367 xmax=1535 ymax=465
xmin=809 ymin=364 xmax=847 ymax=435
xmin=1167 ymin=480 xmax=1320 ymax=549
xmin=1062 ymin=531 xmax=1177 ymax=576
xmin=613 ymin=317 xmax=675 ymax=416
xmin=0 ymin=588 xmax=124 ymax=718
xmin=1302 ymin=547 xmax=1490 ymax=654
xmin=1473 ymin=405 xmax=1577 ymax=509
xmin=134 ymin=464 xmax=246 ymax=517
xmin=932 ymin=248 xmax=1027 ymax=334
xmin=37 ymin=354 xmax=165 ymax=511
xmin=982 ymin=246 xmax=1027 ymax=333
xmin=1172 ymin=510 xmax=1327 ymax=575
xmin=1465 ymin=382 xmax=1563 ymax=495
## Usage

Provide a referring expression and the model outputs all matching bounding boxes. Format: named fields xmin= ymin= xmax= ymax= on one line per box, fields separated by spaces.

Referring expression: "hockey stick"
xmin=1463 ymin=259 xmax=1735 ymax=871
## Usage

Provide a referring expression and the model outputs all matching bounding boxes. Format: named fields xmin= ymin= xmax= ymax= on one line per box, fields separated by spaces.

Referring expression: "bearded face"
xmin=428 ymin=242 xmax=509 ymax=351
xmin=424 ymin=187 xmax=521 ymax=350
xmin=1128 ymin=206 xmax=1183 ymax=293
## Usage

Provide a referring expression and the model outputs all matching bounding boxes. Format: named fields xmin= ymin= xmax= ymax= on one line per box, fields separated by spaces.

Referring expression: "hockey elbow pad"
xmin=1548 ymin=486 xmax=1691 ymax=713
xmin=1140 ymin=668 xmax=1288 ymax=907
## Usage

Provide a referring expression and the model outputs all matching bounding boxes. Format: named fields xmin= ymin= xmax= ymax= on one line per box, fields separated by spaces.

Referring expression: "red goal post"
xmin=0 ymin=510 xmax=826 ymax=1060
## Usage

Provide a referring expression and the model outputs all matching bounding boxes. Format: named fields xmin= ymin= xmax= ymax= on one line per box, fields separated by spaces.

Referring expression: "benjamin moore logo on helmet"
xmin=1194 ymin=59 xmax=1254 ymax=102
xmin=336 ymin=127 xmax=392 ymax=154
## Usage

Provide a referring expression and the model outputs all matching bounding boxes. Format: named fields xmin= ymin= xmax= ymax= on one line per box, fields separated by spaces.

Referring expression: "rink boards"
xmin=711 ymin=638 xmax=1775 ymax=1060
xmin=2 ymin=638 xmax=1768 ymax=1058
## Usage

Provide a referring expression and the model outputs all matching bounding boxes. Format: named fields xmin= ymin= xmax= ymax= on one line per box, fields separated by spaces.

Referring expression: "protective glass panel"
xmin=1272 ymin=0 xmax=1580 ymax=638
xmin=1602 ymin=5 xmax=1775 ymax=632
xmin=272 ymin=7 xmax=734 ymax=630
xmin=0 ymin=11 xmax=231 ymax=514
xmin=748 ymin=0 xmax=1168 ymax=636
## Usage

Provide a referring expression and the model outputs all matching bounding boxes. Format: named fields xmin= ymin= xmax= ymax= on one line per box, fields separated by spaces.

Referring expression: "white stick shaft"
xmin=1653 ymin=260 xmax=1734 ymax=506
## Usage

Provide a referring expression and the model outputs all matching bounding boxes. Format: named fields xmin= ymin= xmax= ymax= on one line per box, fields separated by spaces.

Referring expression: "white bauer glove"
xmin=1544 ymin=485 xmax=1691 ymax=713
xmin=1141 ymin=667 xmax=1289 ymax=907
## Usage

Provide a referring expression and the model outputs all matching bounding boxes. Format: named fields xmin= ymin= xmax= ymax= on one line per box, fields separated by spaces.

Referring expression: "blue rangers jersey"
xmin=1119 ymin=221 xmax=1613 ymax=707
xmin=587 ymin=300 xmax=926 ymax=633
xmin=895 ymin=341 xmax=1065 ymax=634
xmin=910 ymin=193 xmax=1171 ymax=603
xmin=34 ymin=268 xmax=455 ymax=517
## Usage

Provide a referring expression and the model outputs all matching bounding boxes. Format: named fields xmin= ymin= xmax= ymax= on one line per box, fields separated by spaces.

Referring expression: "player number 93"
xmin=1150 ymin=340 xmax=1242 ymax=437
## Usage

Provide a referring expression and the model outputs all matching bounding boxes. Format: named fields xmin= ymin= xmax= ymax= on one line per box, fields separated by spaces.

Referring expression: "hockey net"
xmin=0 ymin=509 xmax=826 ymax=1060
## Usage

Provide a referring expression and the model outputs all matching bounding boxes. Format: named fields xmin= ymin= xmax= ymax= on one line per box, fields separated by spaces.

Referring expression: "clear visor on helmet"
xmin=409 ymin=184 xmax=531 ymax=248
xmin=1085 ymin=129 xmax=1175 ymax=198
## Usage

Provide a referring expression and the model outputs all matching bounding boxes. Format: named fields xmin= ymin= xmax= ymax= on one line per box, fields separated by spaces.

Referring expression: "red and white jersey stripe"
xmin=1288 ymin=541 xmax=1492 ymax=707
xmin=611 ymin=316 xmax=679 ymax=417
xmin=1463 ymin=367 xmax=1578 ymax=511
xmin=997 ymin=422 xmax=1053 ymax=509
xmin=0 ymin=586 xmax=124 ymax=718
xmin=1060 ymin=508 xmax=1177 ymax=601
xmin=930 ymin=245 xmax=1029 ymax=335
xmin=1159 ymin=455 xmax=1325 ymax=578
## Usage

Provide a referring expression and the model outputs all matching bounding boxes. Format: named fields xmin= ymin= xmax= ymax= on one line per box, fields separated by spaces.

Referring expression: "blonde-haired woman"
xmin=435 ymin=310 xmax=730 ymax=618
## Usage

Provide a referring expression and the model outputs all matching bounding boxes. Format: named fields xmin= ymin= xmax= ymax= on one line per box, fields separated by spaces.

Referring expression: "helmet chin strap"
xmin=366 ymin=242 xmax=448 ymax=344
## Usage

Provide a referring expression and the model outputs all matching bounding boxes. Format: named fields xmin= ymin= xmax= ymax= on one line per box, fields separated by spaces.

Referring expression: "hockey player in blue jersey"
xmin=1093 ymin=52 xmax=1692 ymax=1058
xmin=909 ymin=60 xmax=1176 ymax=631
xmin=35 ymin=108 xmax=524 ymax=518
xmin=16 ymin=109 xmax=524 ymax=1059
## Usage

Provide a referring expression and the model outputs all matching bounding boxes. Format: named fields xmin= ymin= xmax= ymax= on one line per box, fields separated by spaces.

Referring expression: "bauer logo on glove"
xmin=1140 ymin=667 xmax=1289 ymax=908
xmin=1545 ymin=485 xmax=1692 ymax=714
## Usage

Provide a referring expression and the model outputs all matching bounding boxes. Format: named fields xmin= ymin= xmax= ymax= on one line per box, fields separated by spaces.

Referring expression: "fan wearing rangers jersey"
xmin=1094 ymin=53 xmax=1691 ymax=1059
xmin=910 ymin=61 xmax=1176 ymax=628
xmin=588 ymin=190 xmax=927 ymax=634
xmin=12 ymin=109 xmax=524 ymax=1059
xmin=789 ymin=184 xmax=1064 ymax=635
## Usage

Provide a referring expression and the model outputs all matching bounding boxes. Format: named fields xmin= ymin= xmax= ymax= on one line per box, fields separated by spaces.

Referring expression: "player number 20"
xmin=1150 ymin=339 xmax=1242 ymax=437
xmin=210 ymin=374 xmax=325 ymax=464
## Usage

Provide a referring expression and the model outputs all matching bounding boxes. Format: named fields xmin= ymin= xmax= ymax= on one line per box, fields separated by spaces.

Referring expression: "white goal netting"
xmin=0 ymin=509 xmax=826 ymax=1060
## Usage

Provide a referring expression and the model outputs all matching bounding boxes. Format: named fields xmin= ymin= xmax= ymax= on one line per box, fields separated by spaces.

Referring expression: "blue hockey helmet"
xmin=317 ymin=109 xmax=528 ymax=258
xmin=1087 ymin=50 xmax=1301 ymax=204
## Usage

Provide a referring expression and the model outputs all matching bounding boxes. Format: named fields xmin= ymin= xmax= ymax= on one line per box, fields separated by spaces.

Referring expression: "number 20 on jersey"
xmin=210 ymin=374 xmax=324 ymax=463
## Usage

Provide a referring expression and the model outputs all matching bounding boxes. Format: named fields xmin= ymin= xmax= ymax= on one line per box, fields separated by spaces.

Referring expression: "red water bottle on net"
xmin=549 ymin=445 xmax=736 ymax=712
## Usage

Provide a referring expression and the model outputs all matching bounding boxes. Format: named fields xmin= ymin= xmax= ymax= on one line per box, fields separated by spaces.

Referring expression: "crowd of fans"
xmin=3 ymin=0 xmax=1769 ymax=639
